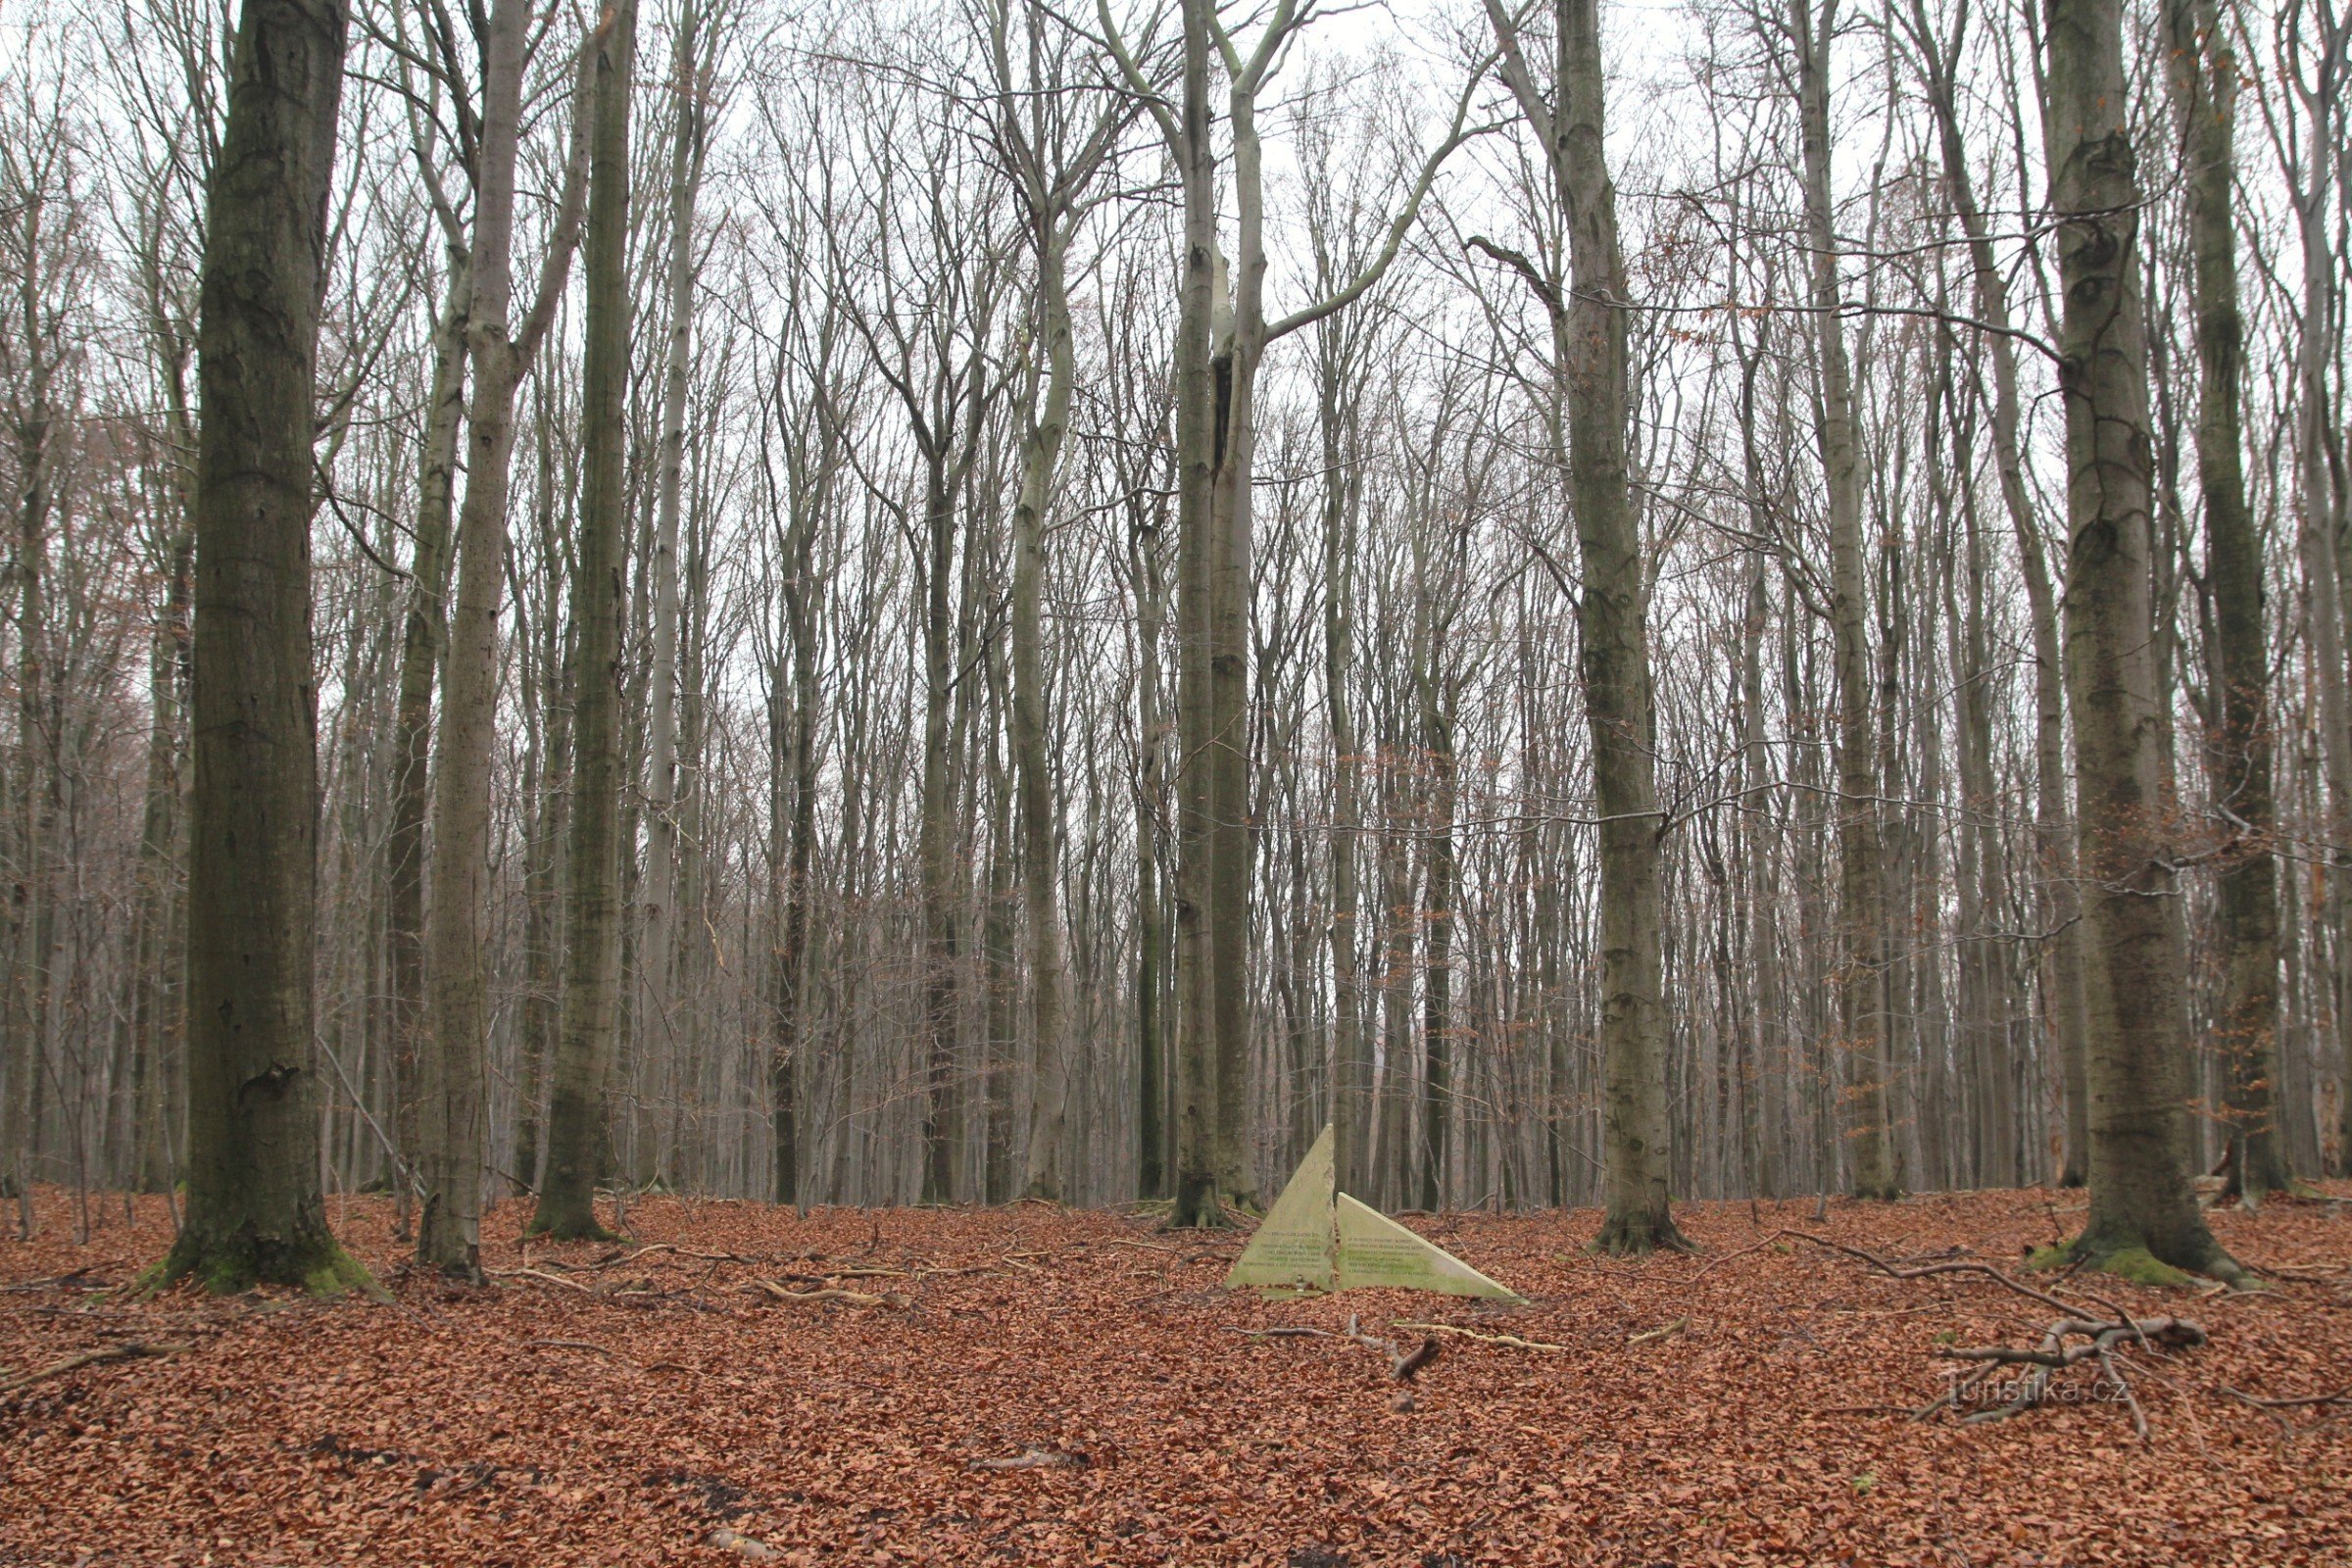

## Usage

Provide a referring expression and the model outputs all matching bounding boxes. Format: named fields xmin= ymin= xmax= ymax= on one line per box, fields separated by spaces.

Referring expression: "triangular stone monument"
xmin=1222 ymin=1125 xmax=1523 ymax=1300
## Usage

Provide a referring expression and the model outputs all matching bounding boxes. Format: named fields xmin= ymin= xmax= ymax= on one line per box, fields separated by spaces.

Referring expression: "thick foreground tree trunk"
xmin=2046 ymin=0 xmax=2235 ymax=1280
xmin=154 ymin=0 xmax=369 ymax=1297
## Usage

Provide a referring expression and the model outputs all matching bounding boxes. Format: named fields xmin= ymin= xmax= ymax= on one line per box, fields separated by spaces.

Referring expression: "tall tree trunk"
xmin=384 ymin=260 xmax=468 ymax=1238
xmin=1163 ymin=0 xmax=1225 ymax=1227
xmin=768 ymin=463 xmax=821 ymax=1206
xmin=1318 ymin=346 xmax=1368 ymax=1198
xmin=154 ymin=0 xmax=368 ymax=1295
xmin=6 ymin=246 xmax=56 ymax=1235
xmin=2283 ymin=8 xmax=2352 ymax=1177
xmin=1417 ymin=654 xmax=1455 ymax=1211
xmin=2045 ymin=0 xmax=2235 ymax=1278
xmin=1486 ymin=0 xmax=1688 ymax=1250
xmin=420 ymin=0 xmax=595 ymax=1274
xmin=1905 ymin=0 xmax=2091 ymax=1184
xmin=639 ymin=0 xmax=709 ymax=1196
xmin=916 ymin=459 xmax=963 ymax=1204
xmin=129 ymin=520 xmax=194 ymax=1195
xmin=2166 ymin=0 xmax=2286 ymax=1200
xmin=1012 ymin=232 xmax=1075 ymax=1201
xmin=532 ymin=0 xmax=636 ymax=1243
xmin=1791 ymin=0 xmax=1895 ymax=1199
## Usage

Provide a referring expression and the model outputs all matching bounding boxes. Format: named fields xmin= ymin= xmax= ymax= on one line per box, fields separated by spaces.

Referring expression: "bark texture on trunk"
xmin=2165 ymin=0 xmax=2286 ymax=1201
xmin=2046 ymin=0 xmax=2234 ymax=1278
xmin=1792 ymin=0 xmax=1895 ymax=1200
xmin=531 ymin=0 xmax=636 ymax=1243
xmin=156 ymin=0 xmax=368 ymax=1296
xmin=421 ymin=0 xmax=596 ymax=1272
xmin=1486 ymin=0 xmax=1687 ymax=1250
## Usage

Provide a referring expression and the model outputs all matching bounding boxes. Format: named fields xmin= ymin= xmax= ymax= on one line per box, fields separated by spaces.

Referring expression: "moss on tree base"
xmin=140 ymin=1227 xmax=383 ymax=1301
xmin=2030 ymin=1232 xmax=2242 ymax=1290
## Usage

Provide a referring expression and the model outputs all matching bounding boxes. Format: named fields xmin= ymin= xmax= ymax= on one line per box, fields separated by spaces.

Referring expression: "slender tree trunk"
xmin=1906 ymin=0 xmax=2092 ymax=1184
xmin=639 ymin=1 xmax=708 ymax=1196
xmin=532 ymin=0 xmax=636 ymax=1243
xmin=1165 ymin=0 xmax=1225 ymax=1227
xmin=2285 ymin=15 xmax=2352 ymax=1177
xmin=768 ymin=469 xmax=821 ymax=1206
xmin=6 ymin=266 xmax=55 ymax=1235
xmin=129 ymin=519 xmax=193 ymax=1196
xmin=2166 ymin=0 xmax=2286 ymax=1200
xmin=1486 ymin=0 xmax=1687 ymax=1250
xmin=419 ymin=0 xmax=595 ymax=1274
xmin=1012 ymin=233 xmax=1075 ymax=1201
xmin=383 ymin=260 xmax=468 ymax=1239
xmin=1418 ymin=659 xmax=1455 ymax=1211
xmin=155 ymin=0 xmax=368 ymax=1296
xmin=2045 ymin=0 xmax=2234 ymax=1277
xmin=1318 ymin=350 xmax=1367 ymax=1197
xmin=1791 ymin=0 xmax=1895 ymax=1199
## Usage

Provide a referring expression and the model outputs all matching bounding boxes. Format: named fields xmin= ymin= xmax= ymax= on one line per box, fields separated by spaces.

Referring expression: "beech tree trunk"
xmin=639 ymin=0 xmax=710 ymax=1197
xmin=420 ymin=0 xmax=595 ymax=1274
xmin=532 ymin=0 xmax=636 ymax=1243
xmin=384 ymin=261 xmax=467 ymax=1237
xmin=156 ymin=0 xmax=368 ymax=1296
xmin=1790 ymin=0 xmax=1895 ymax=1199
xmin=2045 ymin=0 xmax=2234 ymax=1278
xmin=1486 ymin=0 xmax=1687 ymax=1251
xmin=2165 ymin=0 xmax=2287 ymax=1201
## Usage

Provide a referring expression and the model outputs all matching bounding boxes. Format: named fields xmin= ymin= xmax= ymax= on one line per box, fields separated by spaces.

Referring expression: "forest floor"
xmin=2 ymin=1184 xmax=2348 ymax=1566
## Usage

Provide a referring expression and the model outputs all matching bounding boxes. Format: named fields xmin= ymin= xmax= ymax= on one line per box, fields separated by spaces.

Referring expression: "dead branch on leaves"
xmin=1923 ymin=1315 xmax=2206 ymax=1442
xmin=1 ymin=1340 xmax=190 ymax=1393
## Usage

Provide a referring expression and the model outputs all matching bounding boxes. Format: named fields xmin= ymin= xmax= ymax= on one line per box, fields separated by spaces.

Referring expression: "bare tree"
xmin=151 ymin=0 xmax=370 ymax=1295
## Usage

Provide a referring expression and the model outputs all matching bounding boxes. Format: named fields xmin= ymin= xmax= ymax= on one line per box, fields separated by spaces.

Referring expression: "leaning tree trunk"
xmin=420 ymin=0 xmax=595 ymax=1274
xmin=153 ymin=0 xmax=368 ymax=1296
xmin=531 ymin=0 xmax=635 ymax=1243
xmin=2045 ymin=0 xmax=2235 ymax=1279
xmin=2166 ymin=0 xmax=2286 ymax=1201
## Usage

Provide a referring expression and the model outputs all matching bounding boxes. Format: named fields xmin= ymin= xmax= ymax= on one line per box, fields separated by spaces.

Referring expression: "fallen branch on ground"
xmin=1343 ymin=1314 xmax=1441 ymax=1381
xmin=1392 ymin=1322 xmax=1569 ymax=1353
xmin=1629 ymin=1317 xmax=1690 ymax=1347
xmin=2223 ymin=1384 xmax=2352 ymax=1409
xmin=1928 ymin=1315 xmax=2206 ymax=1442
xmin=2223 ymin=1382 xmax=2352 ymax=1448
xmin=967 ymin=1446 xmax=1087 ymax=1471
xmin=488 ymin=1266 xmax=599 ymax=1296
xmin=522 ymin=1338 xmax=617 ymax=1358
xmin=750 ymin=1281 xmax=904 ymax=1307
xmin=1779 ymin=1230 xmax=2140 ymax=1334
xmin=1 ymin=1340 xmax=189 ymax=1393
